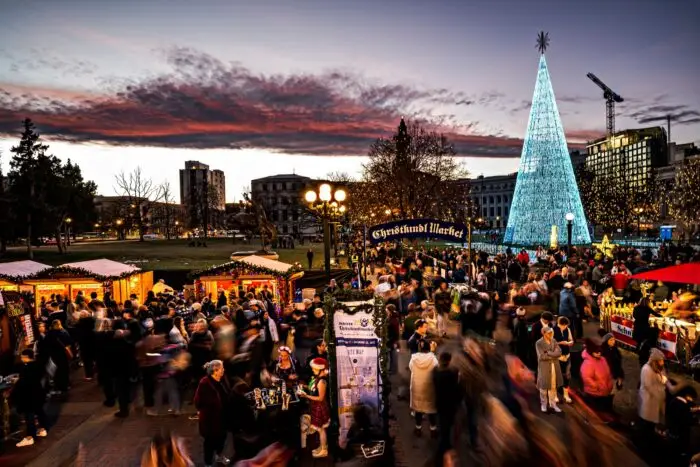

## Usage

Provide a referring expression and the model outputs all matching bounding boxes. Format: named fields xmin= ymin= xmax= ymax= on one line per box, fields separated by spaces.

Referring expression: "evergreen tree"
xmin=9 ymin=119 xmax=48 ymax=258
xmin=8 ymin=118 xmax=98 ymax=255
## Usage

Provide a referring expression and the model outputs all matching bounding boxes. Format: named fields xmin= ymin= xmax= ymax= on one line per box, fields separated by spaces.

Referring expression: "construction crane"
xmin=587 ymin=73 xmax=624 ymax=136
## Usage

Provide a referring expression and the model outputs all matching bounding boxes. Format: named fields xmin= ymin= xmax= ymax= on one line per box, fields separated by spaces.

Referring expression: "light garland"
xmin=191 ymin=260 xmax=303 ymax=281
xmin=504 ymin=53 xmax=590 ymax=247
xmin=27 ymin=265 xmax=137 ymax=282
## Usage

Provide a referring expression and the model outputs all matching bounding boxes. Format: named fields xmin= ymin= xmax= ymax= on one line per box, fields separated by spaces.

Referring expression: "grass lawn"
xmin=0 ymin=238 xmax=328 ymax=271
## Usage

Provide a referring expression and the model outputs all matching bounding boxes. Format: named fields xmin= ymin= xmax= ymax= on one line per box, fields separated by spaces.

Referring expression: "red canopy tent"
xmin=631 ymin=262 xmax=700 ymax=285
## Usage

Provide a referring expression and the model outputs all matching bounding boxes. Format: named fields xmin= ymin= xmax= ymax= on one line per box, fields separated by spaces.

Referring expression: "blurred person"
xmin=433 ymin=351 xmax=460 ymax=457
xmin=666 ymin=385 xmax=698 ymax=458
xmin=422 ymin=306 xmax=438 ymax=336
xmin=169 ymin=316 xmax=188 ymax=346
xmin=140 ymin=432 xmax=194 ymax=467
xmin=580 ymin=339 xmax=614 ymax=415
xmin=233 ymin=442 xmax=292 ymax=467
xmin=47 ymin=320 xmax=73 ymax=395
xmin=13 ymin=349 xmax=49 ymax=447
xmin=76 ymin=309 xmax=97 ymax=381
xmin=553 ymin=316 xmax=573 ymax=403
xmin=536 ymin=326 xmax=563 ymax=413
xmin=188 ymin=319 xmax=214 ymax=383
xmin=155 ymin=347 xmax=191 ymax=416
xmin=433 ymin=281 xmax=451 ymax=338
xmin=194 ymin=360 xmax=231 ymax=467
xmin=409 ymin=339 xmax=438 ymax=437
xmin=137 ymin=326 xmax=166 ymax=414
xmin=638 ymin=348 xmax=669 ymax=435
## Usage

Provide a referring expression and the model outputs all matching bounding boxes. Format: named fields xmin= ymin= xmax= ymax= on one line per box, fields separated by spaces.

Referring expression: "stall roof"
xmin=239 ymin=255 xmax=295 ymax=273
xmin=0 ymin=260 xmax=51 ymax=280
xmin=61 ymin=259 xmax=141 ymax=279
xmin=631 ymin=262 xmax=700 ymax=285
xmin=194 ymin=255 xmax=302 ymax=279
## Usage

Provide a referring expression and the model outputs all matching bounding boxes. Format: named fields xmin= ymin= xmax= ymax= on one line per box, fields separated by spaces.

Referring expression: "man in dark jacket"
xmin=13 ymin=349 xmax=48 ymax=447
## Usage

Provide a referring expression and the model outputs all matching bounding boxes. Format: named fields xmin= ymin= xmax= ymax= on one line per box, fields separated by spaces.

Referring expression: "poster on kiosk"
xmin=333 ymin=310 xmax=380 ymax=445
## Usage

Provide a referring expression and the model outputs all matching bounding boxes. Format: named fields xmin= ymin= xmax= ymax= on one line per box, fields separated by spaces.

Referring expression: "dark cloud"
xmin=1 ymin=48 xmax=96 ymax=76
xmin=623 ymin=96 xmax=700 ymax=127
xmin=557 ymin=95 xmax=597 ymax=104
xmin=0 ymin=47 xmax=584 ymax=159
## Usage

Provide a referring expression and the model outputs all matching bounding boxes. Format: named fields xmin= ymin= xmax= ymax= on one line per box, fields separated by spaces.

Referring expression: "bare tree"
xmin=360 ymin=119 xmax=472 ymax=223
xmin=114 ymin=167 xmax=161 ymax=241
xmin=158 ymin=180 xmax=177 ymax=240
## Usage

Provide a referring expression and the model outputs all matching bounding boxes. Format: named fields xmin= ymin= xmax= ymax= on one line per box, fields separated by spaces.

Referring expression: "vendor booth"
xmin=0 ymin=260 xmax=50 ymax=293
xmin=193 ymin=256 xmax=303 ymax=305
xmin=600 ymin=262 xmax=700 ymax=366
xmin=23 ymin=259 xmax=153 ymax=313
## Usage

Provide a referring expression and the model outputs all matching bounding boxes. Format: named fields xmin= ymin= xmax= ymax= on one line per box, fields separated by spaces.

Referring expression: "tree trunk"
xmin=26 ymin=189 xmax=33 ymax=260
xmin=55 ymin=229 xmax=64 ymax=254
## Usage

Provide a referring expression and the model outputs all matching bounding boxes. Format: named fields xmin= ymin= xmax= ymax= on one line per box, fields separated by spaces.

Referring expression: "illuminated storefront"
xmin=193 ymin=255 xmax=303 ymax=306
xmin=24 ymin=259 xmax=153 ymax=313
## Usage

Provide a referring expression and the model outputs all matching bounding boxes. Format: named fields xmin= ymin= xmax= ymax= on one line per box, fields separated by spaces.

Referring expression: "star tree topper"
xmin=536 ymin=31 xmax=550 ymax=54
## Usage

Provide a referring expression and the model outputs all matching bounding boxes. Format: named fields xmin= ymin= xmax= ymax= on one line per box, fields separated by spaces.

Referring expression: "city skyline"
xmin=0 ymin=0 xmax=698 ymax=201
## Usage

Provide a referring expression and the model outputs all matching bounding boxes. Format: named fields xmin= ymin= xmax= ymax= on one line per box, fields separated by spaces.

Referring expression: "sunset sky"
xmin=0 ymin=0 xmax=698 ymax=202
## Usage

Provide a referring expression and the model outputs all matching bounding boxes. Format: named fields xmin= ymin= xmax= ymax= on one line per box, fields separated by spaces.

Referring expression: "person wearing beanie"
xmin=580 ymin=338 xmax=614 ymax=415
xmin=536 ymin=325 xmax=563 ymax=413
xmin=639 ymin=348 xmax=669 ymax=434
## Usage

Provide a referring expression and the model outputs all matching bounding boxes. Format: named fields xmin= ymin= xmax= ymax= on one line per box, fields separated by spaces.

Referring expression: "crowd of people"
xmin=4 ymin=238 xmax=700 ymax=466
xmin=368 ymin=240 xmax=700 ymax=465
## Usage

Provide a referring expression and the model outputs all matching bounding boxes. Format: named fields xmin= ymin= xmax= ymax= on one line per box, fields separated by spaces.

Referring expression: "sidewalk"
xmin=388 ymin=320 xmax=656 ymax=467
xmin=0 ymin=376 xmax=207 ymax=467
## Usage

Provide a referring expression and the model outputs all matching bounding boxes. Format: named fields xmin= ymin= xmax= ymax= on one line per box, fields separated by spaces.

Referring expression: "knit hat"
xmin=602 ymin=333 xmax=614 ymax=344
xmin=310 ymin=358 xmax=328 ymax=371
xmin=649 ymin=348 xmax=665 ymax=363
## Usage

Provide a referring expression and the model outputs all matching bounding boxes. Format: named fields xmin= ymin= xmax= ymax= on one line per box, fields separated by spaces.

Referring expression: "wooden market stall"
xmin=23 ymin=259 xmax=153 ymax=314
xmin=600 ymin=262 xmax=700 ymax=365
xmin=193 ymin=255 xmax=304 ymax=306
xmin=0 ymin=260 xmax=51 ymax=293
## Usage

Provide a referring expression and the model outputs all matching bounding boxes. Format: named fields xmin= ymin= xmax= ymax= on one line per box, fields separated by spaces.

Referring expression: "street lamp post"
xmin=65 ymin=217 xmax=72 ymax=246
xmin=565 ymin=212 xmax=574 ymax=253
xmin=305 ymin=184 xmax=347 ymax=284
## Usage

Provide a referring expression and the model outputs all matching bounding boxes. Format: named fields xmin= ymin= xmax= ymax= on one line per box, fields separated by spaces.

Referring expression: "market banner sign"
xmin=333 ymin=310 xmax=380 ymax=445
xmin=368 ymin=218 xmax=467 ymax=243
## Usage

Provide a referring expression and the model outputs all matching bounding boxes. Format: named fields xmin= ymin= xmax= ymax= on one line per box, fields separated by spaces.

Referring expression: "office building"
xmin=585 ymin=127 xmax=667 ymax=196
xmin=468 ymin=173 xmax=517 ymax=229
xmin=250 ymin=174 xmax=315 ymax=236
xmin=179 ymin=161 xmax=226 ymax=229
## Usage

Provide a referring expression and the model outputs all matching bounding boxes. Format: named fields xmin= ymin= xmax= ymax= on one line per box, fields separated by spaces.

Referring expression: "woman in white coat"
xmin=409 ymin=339 xmax=438 ymax=436
xmin=638 ymin=348 xmax=669 ymax=434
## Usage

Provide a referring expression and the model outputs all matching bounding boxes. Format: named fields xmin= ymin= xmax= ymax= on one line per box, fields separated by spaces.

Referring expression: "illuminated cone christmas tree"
xmin=504 ymin=33 xmax=590 ymax=246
